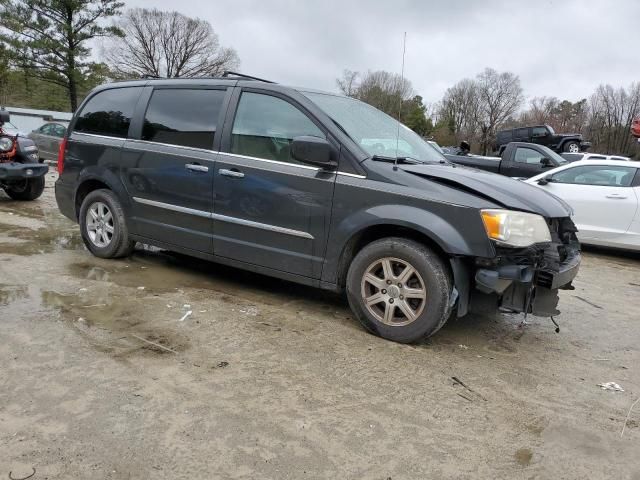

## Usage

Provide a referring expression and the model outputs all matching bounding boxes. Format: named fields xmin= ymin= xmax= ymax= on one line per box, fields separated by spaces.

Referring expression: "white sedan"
xmin=526 ymin=160 xmax=640 ymax=251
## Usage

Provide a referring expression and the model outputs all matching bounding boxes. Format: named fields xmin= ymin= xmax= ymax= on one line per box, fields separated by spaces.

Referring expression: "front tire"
xmin=5 ymin=176 xmax=45 ymax=201
xmin=346 ymin=238 xmax=452 ymax=343
xmin=563 ymin=141 xmax=580 ymax=153
xmin=79 ymin=189 xmax=134 ymax=259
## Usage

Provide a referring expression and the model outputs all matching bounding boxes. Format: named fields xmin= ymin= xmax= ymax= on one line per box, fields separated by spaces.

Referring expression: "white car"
xmin=561 ymin=152 xmax=631 ymax=162
xmin=526 ymin=159 xmax=640 ymax=251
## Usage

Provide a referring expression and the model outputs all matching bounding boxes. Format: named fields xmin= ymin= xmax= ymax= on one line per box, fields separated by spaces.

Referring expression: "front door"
xmin=213 ymin=89 xmax=336 ymax=278
xmin=545 ymin=164 xmax=638 ymax=242
xmin=121 ymin=87 xmax=229 ymax=253
xmin=505 ymin=145 xmax=549 ymax=177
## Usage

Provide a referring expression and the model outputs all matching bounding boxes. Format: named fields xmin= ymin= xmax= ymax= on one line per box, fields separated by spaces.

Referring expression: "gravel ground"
xmin=1 ymin=172 xmax=639 ymax=479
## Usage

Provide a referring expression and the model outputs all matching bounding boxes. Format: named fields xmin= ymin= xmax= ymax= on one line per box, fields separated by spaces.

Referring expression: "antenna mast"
xmin=394 ymin=32 xmax=407 ymax=169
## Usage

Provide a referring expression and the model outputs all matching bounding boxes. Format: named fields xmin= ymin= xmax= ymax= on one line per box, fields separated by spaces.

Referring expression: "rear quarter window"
xmin=74 ymin=87 xmax=143 ymax=138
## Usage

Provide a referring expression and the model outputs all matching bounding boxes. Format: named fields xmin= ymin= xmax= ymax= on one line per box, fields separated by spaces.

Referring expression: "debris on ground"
xmin=130 ymin=334 xmax=177 ymax=354
xmin=458 ymin=344 xmax=469 ymax=350
xmin=178 ymin=310 xmax=192 ymax=322
xmin=451 ymin=376 xmax=488 ymax=402
xmin=622 ymin=397 xmax=640 ymax=437
xmin=137 ymin=286 xmax=145 ymax=291
xmin=598 ymin=382 xmax=624 ymax=392
xmin=8 ymin=467 xmax=36 ymax=480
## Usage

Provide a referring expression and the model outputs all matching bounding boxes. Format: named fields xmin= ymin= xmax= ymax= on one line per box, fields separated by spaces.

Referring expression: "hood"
xmin=400 ymin=163 xmax=572 ymax=218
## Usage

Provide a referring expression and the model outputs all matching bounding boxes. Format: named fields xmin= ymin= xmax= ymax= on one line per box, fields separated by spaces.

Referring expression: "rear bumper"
xmin=0 ymin=162 xmax=48 ymax=181
xmin=55 ymin=179 xmax=76 ymax=222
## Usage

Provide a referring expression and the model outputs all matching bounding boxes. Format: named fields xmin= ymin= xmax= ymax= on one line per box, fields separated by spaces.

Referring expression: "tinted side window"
xmin=552 ymin=165 xmax=636 ymax=187
xmin=532 ymin=127 xmax=547 ymax=137
xmin=74 ymin=87 xmax=142 ymax=138
xmin=142 ymin=89 xmax=225 ymax=150
xmin=231 ymin=92 xmax=324 ymax=164
xmin=40 ymin=124 xmax=53 ymax=135
xmin=514 ymin=147 xmax=544 ymax=164
xmin=516 ymin=128 xmax=529 ymax=139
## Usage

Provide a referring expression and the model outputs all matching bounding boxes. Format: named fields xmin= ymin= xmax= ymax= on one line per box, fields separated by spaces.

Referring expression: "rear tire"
xmin=563 ymin=141 xmax=580 ymax=153
xmin=346 ymin=237 xmax=452 ymax=343
xmin=79 ymin=189 xmax=134 ymax=259
xmin=5 ymin=176 xmax=45 ymax=201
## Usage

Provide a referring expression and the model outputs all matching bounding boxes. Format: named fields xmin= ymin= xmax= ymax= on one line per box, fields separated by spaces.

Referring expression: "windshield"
xmin=303 ymin=92 xmax=445 ymax=163
xmin=539 ymin=144 xmax=567 ymax=164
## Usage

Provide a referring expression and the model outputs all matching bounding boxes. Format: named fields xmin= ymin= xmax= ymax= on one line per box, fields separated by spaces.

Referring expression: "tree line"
xmin=338 ymin=68 xmax=639 ymax=158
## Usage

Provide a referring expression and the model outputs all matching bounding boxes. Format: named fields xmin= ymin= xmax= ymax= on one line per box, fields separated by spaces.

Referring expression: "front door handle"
xmin=606 ymin=194 xmax=627 ymax=199
xmin=186 ymin=163 xmax=209 ymax=173
xmin=219 ymin=168 xmax=245 ymax=179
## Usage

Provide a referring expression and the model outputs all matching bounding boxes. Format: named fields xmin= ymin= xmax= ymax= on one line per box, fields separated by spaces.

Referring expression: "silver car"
xmin=29 ymin=122 xmax=67 ymax=162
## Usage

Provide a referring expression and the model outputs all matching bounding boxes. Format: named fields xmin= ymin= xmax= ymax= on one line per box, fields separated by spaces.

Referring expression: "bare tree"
xmin=105 ymin=8 xmax=239 ymax=79
xmin=474 ymin=68 xmax=524 ymax=154
xmin=439 ymin=78 xmax=480 ymax=145
xmin=336 ymin=69 xmax=360 ymax=96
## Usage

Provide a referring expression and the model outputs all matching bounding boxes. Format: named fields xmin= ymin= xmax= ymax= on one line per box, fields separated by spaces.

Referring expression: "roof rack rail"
xmin=222 ymin=71 xmax=275 ymax=83
xmin=141 ymin=74 xmax=163 ymax=79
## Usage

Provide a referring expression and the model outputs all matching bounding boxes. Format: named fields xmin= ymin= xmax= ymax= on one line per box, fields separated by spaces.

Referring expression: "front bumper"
xmin=0 ymin=162 xmax=48 ymax=181
xmin=457 ymin=218 xmax=581 ymax=318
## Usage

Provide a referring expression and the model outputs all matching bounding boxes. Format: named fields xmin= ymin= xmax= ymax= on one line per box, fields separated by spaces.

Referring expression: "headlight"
xmin=481 ymin=209 xmax=551 ymax=247
xmin=0 ymin=136 xmax=14 ymax=152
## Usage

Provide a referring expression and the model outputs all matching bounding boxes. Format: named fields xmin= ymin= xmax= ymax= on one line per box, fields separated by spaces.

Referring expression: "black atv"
xmin=0 ymin=109 xmax=48 ymax=201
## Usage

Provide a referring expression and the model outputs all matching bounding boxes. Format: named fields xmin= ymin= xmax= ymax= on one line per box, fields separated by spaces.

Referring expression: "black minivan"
xmin=55 ymin=74 xmax=580 ymax=343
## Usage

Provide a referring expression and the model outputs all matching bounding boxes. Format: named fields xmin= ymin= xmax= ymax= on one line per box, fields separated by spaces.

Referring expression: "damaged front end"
xmin=454 ymin=217 xmax=581 ymax=318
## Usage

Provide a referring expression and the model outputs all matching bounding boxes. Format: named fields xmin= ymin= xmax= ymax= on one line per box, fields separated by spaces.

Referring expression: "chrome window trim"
xmin=337 ymin=171 xmax=366 ymax=179
xmin=72 ymin=132 xmax=125 ymax=141
xmin=132 ymin=197 xmax=314 ymax=239
xmin=127 ymin=138 xmax=218 ymax=155
xmin=220 ymin=152 xmax=320 ymax=171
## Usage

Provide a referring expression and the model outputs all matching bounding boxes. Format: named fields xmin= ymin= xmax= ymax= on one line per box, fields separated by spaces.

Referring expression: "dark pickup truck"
xmin=446 ymin=142 xmax=567 ymax=178
xmin=494 ymin=125 xmax=590 ymax=154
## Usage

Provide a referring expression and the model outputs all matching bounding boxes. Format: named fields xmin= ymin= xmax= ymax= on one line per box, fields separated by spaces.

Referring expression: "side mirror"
xmin=0 ymin=109 xmax=9 ymax=124
xmin=540 ymin=157 xmax=553 ymax=167
xmin=537 ymin=175 xmax=553 ymax=185
xmin=291 ymin=136 xmax=337 ymax=170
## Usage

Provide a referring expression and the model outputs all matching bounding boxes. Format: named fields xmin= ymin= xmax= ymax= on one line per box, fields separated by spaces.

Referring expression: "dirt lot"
xmin=1 ymin=172 xmax=639 ymax=480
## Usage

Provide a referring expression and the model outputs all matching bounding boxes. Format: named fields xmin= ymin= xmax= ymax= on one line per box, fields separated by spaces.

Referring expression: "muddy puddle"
xmin=40 ymin=289 xmax=190 ymax=358
xmin=0 ymin=217 xmax=82 ymax=256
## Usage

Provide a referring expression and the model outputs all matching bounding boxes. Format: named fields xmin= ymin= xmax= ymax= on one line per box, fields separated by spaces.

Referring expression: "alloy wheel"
xmin=360 ymin=257 xmax=427 ymax=326
xmin=86 ymin=201 xmax=114 ymax=248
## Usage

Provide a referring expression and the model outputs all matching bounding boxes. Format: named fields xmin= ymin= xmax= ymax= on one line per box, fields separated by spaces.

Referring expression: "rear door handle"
xmin=606 ymin=194 xmax=627 ymax=199
xmin=219 ymin=168 xmax=245 ymax=179
xmin=185 ymin=163 xmax=209 ymax=173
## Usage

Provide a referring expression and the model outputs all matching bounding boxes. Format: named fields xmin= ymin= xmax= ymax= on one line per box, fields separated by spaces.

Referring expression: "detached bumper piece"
xmin=469 ymin=218 xmax=580 ymax=317
xmin=0 ymin=162 xmax=48 ymax=181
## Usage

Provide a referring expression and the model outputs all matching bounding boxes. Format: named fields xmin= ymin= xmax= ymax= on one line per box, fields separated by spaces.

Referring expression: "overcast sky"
xmin=125 ymin=0 xmax=639 ymax=107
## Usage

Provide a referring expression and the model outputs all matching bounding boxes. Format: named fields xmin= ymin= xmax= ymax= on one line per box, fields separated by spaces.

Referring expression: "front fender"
xmin=321 ymin=204 xmax=494 ymax=286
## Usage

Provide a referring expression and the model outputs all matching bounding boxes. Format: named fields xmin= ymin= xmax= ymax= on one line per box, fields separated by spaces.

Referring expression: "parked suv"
xmin=55 ymin=76 xmax=581 ymax=343
xmin=495 ymin=125 xmax=591 ymax=154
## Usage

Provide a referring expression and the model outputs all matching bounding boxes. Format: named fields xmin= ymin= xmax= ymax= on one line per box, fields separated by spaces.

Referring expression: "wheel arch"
xmin=325 ymin=205 xmax=490 ymax=291
xmin=73 ymin=170 xmax=129 ymax=220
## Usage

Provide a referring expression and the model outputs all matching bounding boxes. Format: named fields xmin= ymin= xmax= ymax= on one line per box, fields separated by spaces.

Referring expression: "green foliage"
xmin=0 ymin=0 xmax=124 ymax=111
xmin=403 ymin=95 xmax=432 ymax=137
xmin=0 ymin=63 xmax=113 ymax=111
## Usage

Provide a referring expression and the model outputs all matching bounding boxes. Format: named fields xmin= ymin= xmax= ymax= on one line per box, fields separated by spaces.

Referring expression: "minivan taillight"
xmin=57 ymin=136 xmax=67 ymax=173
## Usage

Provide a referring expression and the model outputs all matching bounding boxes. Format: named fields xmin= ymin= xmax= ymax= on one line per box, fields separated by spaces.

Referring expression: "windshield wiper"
xmin=370 ymin=155 xmax=422 ymax=164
